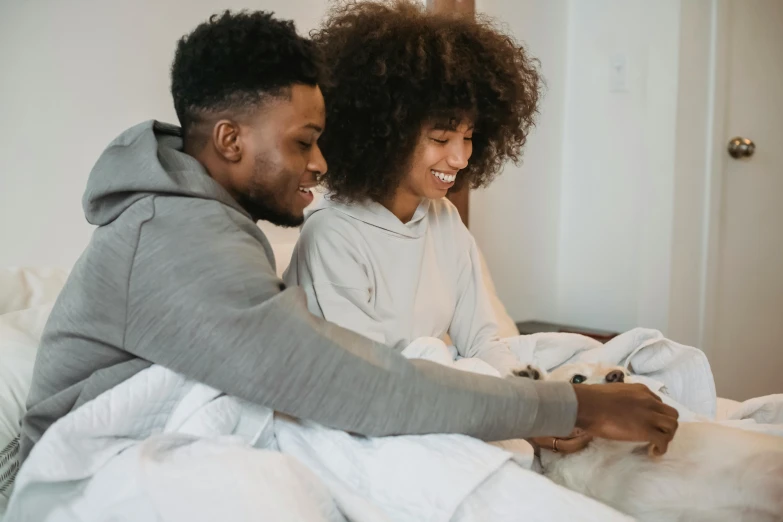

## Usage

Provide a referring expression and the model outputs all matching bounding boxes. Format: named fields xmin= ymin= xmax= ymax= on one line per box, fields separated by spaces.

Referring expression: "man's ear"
xmin=212 ymin=119 xmax=243 ymax=163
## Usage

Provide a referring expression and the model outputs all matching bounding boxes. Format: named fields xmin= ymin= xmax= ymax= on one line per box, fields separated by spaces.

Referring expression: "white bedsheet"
xmin=505 ymin=329 xmax=783 ymax=437
xmin=4 ymin=367 xmax=344 ymax=522
xmin=7 ymin=330 xmax=780 ymax=522
xmin=506 ymin=328 xmax=717 ymax=418
xmin=5 ymin=338 xmax=631 ymax=522
xmin=713 ymin=394 xmax=783 ymax=437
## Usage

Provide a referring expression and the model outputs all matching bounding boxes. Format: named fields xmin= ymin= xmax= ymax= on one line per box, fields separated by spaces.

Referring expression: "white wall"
xmin=0 ymin=0 xmax=324 ymax=269
xmin=471 ymin=0 xmax=570 ymax=325
xmin=555 ymin=0 xmax=681 ymax=333
xmin=472 ymin=0 xmax=683 ymax=333
xmin=2 ymin=0 xmax=693 ymax=337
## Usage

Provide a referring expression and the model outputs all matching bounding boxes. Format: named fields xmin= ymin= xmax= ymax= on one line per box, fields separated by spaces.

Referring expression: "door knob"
xmin=727 ymin=137 xmax=755 ymax=159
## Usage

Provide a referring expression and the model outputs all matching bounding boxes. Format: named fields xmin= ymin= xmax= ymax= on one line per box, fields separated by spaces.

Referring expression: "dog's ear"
xmin=511 ymin=365 xmax=544 ymax=381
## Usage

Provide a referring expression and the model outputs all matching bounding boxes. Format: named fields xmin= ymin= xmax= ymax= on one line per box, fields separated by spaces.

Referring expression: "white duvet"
xmin=5 ymin=330 xmax=782 ymax=522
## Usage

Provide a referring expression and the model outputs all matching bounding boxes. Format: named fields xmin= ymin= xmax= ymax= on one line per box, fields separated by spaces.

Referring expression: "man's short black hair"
xmin=171 ymin=10 xmax=322 ymax=137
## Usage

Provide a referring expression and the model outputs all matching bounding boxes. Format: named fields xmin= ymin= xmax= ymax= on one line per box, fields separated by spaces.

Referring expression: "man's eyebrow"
xmin=302 ymin=123 xmax=323 ymax=132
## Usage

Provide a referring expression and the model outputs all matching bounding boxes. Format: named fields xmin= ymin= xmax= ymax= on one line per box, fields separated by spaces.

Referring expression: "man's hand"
xmin=572 ymin=383 xmax=679 ymax=456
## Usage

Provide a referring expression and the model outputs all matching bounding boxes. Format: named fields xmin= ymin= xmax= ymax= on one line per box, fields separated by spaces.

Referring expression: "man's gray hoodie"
xmin=21 ymin=121 xmax=577 ymax=459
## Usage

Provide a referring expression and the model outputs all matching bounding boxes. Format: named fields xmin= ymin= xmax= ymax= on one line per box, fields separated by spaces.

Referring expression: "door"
xmin=709 ymin=0 xmax=783 ymax=401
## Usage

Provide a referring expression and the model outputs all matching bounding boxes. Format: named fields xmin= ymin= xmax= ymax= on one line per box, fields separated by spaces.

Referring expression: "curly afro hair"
xmin=171 ymin=10 xmax=322 ymax=140
xmin=311 ymin=0 xmax=542 ymax=202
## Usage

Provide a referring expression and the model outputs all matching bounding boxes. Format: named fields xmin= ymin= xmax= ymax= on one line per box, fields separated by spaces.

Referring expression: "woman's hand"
xmin=530 ymin=428 xmax=593 ymax=455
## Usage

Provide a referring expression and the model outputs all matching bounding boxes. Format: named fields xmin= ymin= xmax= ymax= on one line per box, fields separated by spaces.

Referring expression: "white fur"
xmin=536 ymin=362 xmax=783 ymax=522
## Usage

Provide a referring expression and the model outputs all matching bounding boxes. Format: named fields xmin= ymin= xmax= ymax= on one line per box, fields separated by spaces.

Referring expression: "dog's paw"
xmin=510 ymin=364 xmax=545 ymax=380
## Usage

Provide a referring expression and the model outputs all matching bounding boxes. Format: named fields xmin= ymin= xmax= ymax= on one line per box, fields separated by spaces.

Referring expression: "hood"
xmin=82 ymin=120 xmax=248 ymax=226
xmin=305 ymin=194 xmax=431 ymax=239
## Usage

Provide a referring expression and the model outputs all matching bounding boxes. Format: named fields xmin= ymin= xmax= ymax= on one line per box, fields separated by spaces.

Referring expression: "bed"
xmin=0 ymin=257 xmax=759 ymax=520
xmin=0 ymin=267 xmax=68 ymax=515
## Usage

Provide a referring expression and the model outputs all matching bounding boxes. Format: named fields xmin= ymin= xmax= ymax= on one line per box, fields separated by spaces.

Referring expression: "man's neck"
xmin=185 ymin=146 xmax=238 ymax=201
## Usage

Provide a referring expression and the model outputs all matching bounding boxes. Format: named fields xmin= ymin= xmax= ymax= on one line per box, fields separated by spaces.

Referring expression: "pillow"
xmin=0 ymin=267 xmax=67 ymax=316
xmin=0 ymin=304 xmax=54 ymax=500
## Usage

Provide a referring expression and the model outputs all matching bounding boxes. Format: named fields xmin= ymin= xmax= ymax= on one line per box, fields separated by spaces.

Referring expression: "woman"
xmin=279 ymin=3 xmax=634 ymax=519
xmin=285 ymin=0 xmax=539 ymax=377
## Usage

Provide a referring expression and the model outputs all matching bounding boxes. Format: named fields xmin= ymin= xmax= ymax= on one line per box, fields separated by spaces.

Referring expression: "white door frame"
xmin=698 ymin=0 xmax=732 ymax=358
xmin=667 ymin=0 xmax=731 ymax=354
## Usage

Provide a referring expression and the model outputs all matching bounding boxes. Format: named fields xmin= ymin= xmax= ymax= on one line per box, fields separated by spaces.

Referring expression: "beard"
xmin=239 ymin=191 xmax=304 ymax=228
xmin=237 ymin=154 xmax=305 ymax=228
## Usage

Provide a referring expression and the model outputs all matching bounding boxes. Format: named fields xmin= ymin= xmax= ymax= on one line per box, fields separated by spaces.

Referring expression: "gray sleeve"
xmin=124 ymin=201 xmax=577 ymax=440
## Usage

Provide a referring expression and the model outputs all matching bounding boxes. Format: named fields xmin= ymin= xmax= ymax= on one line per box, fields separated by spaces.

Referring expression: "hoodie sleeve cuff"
xmin=528 ymin=381 xmax=578 ymax=437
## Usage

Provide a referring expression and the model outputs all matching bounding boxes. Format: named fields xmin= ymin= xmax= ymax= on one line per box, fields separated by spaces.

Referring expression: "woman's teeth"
xmin=432 ymin=170 xmax=456 ymax=183
xmin=298 ymin=187 xmax=311 ymax=193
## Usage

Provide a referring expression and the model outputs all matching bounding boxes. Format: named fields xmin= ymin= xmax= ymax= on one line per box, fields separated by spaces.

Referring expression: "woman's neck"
xmin=381 ymin=191 xmax=423 ymax=224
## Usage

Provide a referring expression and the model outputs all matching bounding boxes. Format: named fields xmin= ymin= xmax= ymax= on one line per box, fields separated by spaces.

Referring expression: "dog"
xmin=515 ymin=362 xmax=783 ymax=522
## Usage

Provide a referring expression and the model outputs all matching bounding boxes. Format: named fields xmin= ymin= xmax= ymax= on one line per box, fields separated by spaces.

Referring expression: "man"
xmin=21 ymin=10 xmax=677 ymax=464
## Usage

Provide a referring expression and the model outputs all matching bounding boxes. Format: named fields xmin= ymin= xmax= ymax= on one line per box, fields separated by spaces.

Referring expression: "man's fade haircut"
xmin=171 ymin=10 xmax=322 ymax=144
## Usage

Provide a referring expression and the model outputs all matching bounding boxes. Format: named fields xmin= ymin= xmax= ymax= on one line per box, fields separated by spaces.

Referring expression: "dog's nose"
xmin=605 ymin=369 xmax=625 ymax=383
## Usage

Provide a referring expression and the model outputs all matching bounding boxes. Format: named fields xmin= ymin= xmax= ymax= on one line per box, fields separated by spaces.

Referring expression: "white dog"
xmin=515 ymin=362 xmax=783 ymax=522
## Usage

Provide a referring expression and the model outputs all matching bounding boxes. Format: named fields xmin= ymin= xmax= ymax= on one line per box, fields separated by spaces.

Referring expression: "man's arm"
xmin=124 ymin=200 xmax=578 ymax=441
